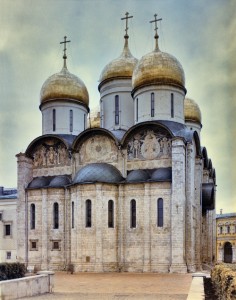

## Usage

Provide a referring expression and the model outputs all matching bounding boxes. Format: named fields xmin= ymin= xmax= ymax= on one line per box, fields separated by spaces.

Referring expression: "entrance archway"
xmin=224 ymin=242 xmax=233 ymax=263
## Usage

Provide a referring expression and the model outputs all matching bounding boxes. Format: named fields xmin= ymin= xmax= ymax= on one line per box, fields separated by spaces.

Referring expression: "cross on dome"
xmin=60 ymin=36 xmax=71 ymax=68
xmin=150 ymin=14 xmax=162 ymax=50
xmin=121 ymin=12 xmax=133 ymax=38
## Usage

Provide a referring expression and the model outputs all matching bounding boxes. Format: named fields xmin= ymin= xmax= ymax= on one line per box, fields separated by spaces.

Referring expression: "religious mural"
xmin=127 ymin=129 xmax=171 ymax=160
xmin=32 ymin=141 xmax=70 ymax=168
xmin=79 ymin=135 xmax=118 ymax=163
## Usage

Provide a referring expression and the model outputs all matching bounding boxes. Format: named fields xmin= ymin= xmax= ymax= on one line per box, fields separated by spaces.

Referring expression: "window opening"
xmin=136 ymin=98 xmax=138 ymax=122
xmin=171 ymin=93 xmax=174 ymax=118
xmin=157 ymin=198 xmax=164 ymax=227
xmin=53 ymin=109 xmax=56 ymax=131
xmin=30 ymin=203 xmax=35 ymax=230
xmin=115 ymin=95 xmax=119 ymax=125
xmin=70 ymin=110 xmax=73 ymax=132
xmin=72 ymin=201 xmax=74 ymax=229
xmin=86 ymin=200 xmax=92 ymax=227
xmin=151 ymin=93 xmax=155 ymax=117
xmin=130 ymin=199 xmax=136 ymax=228
xmin=53 ymin=202 xmax=59 ymax=229
xmin=6 ymin=251 xmax=11 ymax=259
xmin=5 ymin=224 xmax=11 ymax=236
xmin=108 ymin=200 xmax=114 ymax=228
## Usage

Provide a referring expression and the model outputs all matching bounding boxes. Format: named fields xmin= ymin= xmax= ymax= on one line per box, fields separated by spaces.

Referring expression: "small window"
xmin=5 ymin=224 xmax=11 ymax=236
xmin=69 ymin=110 xmax=73 ymax=132
xmin=72 ymin=201 xmax=74 ymax=229
xmin=227 ymin=226 xmax=230 ymax=234
xmin=151 ymin=93 xmax=155 ymax=117
xmin=52 ymin=240 xmax=60 ymax=251
xmin=86 ymin=200 xmax=92 ymax=228
xmin=30 ymin=203 xmax=35 ymax=230
xmin=0 ymin=212 xmax=3 ymax=221
xmin=171 ymin=93 xmax=174 ymax=118
xmin=30 ymin=240 xmax=38 ymax=251
xmin=53 ymin=109 xmax=56 ymax=131
xmin=108 ymin=200 xmax=114 ymax=228
xmin=6 ymin=251 xmax=11 ymax=260
xmin=157 ymin=198 xmax=164 ymax=227
xmin=115 ymin=95 xmax=119 ymax=125
xmin=53 ymin=202 xmax=59 ymax=229
xmin=86 ymin=256 xmax=90 ymax=263
xmin=220 ymin=226 xmax=223 ymax=234
xmin=130 ymin=199 xmax=136 ymax=228
xmin=136 ymin=98 xmax=138 ymax=122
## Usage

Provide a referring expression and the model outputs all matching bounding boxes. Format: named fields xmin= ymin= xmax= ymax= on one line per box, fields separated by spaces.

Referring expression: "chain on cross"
xmin=121 ymin=12 xmax=133 ymax=37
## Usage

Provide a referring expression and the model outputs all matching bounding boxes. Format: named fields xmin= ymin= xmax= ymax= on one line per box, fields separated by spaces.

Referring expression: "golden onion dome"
xmin=184 ymin=97 xmax=202 ymax=124
xmin=132 ymin=48 xmax=185 ymax=91
xmin=40 ymin=65 xmax=89 ymax=106
xmin=99 ymin=37 xmax=138 ymax=86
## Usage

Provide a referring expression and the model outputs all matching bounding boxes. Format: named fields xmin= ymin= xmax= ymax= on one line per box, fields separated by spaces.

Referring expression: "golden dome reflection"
xmin=184 ymin=97 xmax=202 ymax=124
xmin=99 ymin=38 xmax=138 ymax=86
xmin=132 ymin=49 xmax=185 ymax=92
xmin=40 ymin=66 xmax=89 ymax=106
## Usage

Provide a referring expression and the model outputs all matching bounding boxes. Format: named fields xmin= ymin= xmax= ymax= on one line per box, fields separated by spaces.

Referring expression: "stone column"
xmin=41 ymin=188 xmax=48 ymax=270
xmin=16 ymin=153 xmax=33 ymax=265
xmin=143 ymin=183 xmax=151 ymax=272
xmin=194 ymin=157 xmax=203 ymax=270
xmin=170 ymin=138 xmax=187 ymax=273
xmin=185 ymin=143 xmax=195 ymax=272
xmin=64 ymin=188 xmax=71 ymax=268
xmin=95 ymin=184 xmax=103 ymax=272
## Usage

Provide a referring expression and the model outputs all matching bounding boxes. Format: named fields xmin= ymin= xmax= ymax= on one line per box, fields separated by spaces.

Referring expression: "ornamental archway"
xmin=224 ymin=242 xmax=233 ymax=263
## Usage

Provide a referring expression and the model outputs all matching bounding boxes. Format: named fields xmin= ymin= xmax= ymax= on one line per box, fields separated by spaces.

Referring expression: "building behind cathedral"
xmin=16 ymin=15 xmax=216 ymax=273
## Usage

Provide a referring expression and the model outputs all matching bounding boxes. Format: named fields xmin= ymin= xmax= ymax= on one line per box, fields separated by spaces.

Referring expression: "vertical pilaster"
xmin=95 ymin=184 xmax=103 ymax=272
xmin=170 ymin=138 xmax=187 ymax=273
xmin=16 ymin=153 xmax=33 ymax=265
xmin=143 ymin=183 xmax=151 ymax=272
xmin=194 ymin=157 xmax=203 ymax=270
xmin=185 ymin=143 xmax=195 ymax=272
xmin=41 ymin=189 xmax=48 ymax=270
xmin=64 ymin=188 xmax=71 ymax=268
xmin=118 ymin=185 xmax=125 ymax=271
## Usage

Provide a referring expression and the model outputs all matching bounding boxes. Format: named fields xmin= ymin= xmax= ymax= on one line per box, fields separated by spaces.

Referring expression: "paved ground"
xmin=22 ymin=272 xmax=193 ymax=300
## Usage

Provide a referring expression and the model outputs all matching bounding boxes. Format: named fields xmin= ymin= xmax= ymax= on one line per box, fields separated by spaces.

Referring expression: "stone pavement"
xmin=21 ymin=272 xmax=193 ymax=300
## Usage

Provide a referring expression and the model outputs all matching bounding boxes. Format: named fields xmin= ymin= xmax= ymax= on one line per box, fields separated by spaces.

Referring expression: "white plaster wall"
xmin=41 ymin=101 xmax=88 ymax=135
xmin=100 ymin=79 xmax=134 ymax=130
xmin=0 ymin=199 xmax=17 ymax=263
xmin=133 ymin=85 xmax=185 ymax=124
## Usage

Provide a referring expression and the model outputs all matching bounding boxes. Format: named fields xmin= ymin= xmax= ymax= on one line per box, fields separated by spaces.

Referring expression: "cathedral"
xmin=16 ymin=14 xmax=216 ymax=273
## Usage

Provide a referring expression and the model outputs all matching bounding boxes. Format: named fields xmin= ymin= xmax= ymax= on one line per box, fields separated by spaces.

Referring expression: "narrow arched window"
xmin=72 ymin=201 xmax=74 ymax=229
xmin=53 ymin=109 xmax=56 ymax=131
xmin=30 ymin=204 xmax=35 ymax=230
xmin=227 ymin=226 xmax=230 ymax=234
xmin=130 ymin=199 xmax=136 ymax=228
xmin=151 ymin=93 xmax=155 ymax=117
xmin=108 ymin=200 xmax=114 ymax=228
xmin=53 ymin=202 xmax=59 ymax=229
xmin=220 ymin=226 xmax=223 ymax=234
xmin=136 ymin=98 xmax=138 ymax=122
xmin=115 ymin=95 xmax=119 ymax=125
xmin=171 ymin=93 xmax=174 ymax=118
xmin=69 ymin=110 xmax=73 ymax=132
xmin=85 ymin=200 xmax=92 ymax=228
xmin=157 ymin=198 xmax=163 ymax=227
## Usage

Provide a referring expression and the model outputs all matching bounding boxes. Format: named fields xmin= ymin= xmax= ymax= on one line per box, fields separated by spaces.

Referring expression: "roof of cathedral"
xmin=28 ymin=175 xmax=71 ymax=189
xmin=126 ymin=168 xmax=172 ymax=183
xmin=73 ymin=163 xmax=124 ymax=184
xmin=184 ymin=98 xmax=202 ymax=124
xmin=216 ymin=213 xmax=236 ymax=219
xmin=40 ymin=64 xmax=89 ymax=107
xmin=98 ymin=36 xmax=138 ymax=88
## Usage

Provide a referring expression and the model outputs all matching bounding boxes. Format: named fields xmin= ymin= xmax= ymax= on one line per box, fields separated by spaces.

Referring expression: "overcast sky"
xmin=0 ymin=0 xmax=235 ymax=213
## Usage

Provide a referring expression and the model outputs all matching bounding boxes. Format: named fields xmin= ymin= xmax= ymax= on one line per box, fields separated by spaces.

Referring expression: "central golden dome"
xmin=99 ymin=37 xmax=138 ymax=86
xmin=40 ymin=65 xmax=89 ymax=106
xmin=184 ymin=98 xmax=202 ymax=124
xmin=132 ymin=48 xmax=185 ymax=92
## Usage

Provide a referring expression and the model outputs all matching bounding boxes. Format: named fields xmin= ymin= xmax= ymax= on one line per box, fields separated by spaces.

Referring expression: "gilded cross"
xmin=121 ymin=12 xmax=133 ymax=37
xmin=60 ymin=36 xmax=71 ymax=60
xmin=150 ymin=14 xmax=162 ymax=38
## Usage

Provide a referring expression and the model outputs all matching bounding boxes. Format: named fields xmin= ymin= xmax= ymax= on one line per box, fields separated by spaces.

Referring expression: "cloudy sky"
xmin=0 ymin=0 xmax=235 ymax=213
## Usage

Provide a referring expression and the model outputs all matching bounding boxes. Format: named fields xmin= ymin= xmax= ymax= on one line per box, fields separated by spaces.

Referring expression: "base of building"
xmin=169 ymin=263 xmax=188 ymax=273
